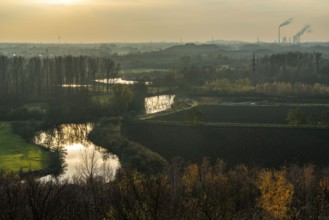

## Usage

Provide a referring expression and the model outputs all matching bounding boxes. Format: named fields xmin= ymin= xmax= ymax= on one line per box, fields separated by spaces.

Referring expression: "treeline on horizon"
xmin=116 ymin=46 xmax=329 ymax=83
xmin=1 ymin=51 xmax=328 ymax=101
xmin=140 ymin=50 xmax=329 ymax=95
xmin=0 ymin=55 xmax=119 ymax=102
xmin=1 ymin=159 xmax=329 ymax=219
xmin=1 ymin=50 xmax=329 ymax=124
xmin=0 ymin=55 xmax=147 ymax=123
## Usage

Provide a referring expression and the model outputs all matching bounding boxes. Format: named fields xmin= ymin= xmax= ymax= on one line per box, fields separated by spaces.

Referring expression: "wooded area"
xmin=1 ymin=160 xmax=329 ymax=219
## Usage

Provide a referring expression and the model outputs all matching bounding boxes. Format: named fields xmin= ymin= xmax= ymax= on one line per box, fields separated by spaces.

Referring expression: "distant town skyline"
xmin=1 ymin=0 xmax=329 ymax=43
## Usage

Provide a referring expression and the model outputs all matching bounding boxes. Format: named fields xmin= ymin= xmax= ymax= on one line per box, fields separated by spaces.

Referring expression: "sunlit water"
xmin=145 ymin=95 xmax=175 ymax=114
xmin=33 ymin=95 xmax=174 ymax=181
xmin=95 ymin=78 xmax=174 ymax=113
xmin=60 ymin=84 xmax=91 ymax=88
xmin=95 ymin=78 xmax=151 ymax=85
xmin=57 ymin=79 xmax=174 ymax=114
xmin=34 ymin=123 xmax=120 ymax=181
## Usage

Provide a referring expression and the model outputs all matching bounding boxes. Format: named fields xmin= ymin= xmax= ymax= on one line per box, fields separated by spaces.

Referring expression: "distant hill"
xmin=163 ymin=43 xmax=227 ymax=55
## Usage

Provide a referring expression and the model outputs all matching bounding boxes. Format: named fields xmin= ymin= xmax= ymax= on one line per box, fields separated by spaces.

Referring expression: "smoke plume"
xmin=279 ymin=17 xmax=293 ymax=27
xmin=295 ymin=25 xmax=311 ymax=37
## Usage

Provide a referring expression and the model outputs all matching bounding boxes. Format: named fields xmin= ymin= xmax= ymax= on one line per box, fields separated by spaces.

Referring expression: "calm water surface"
xmin=34 ymin=94 xmax=174 ymax=180
xmin=34 ymin=123 xmax=120 ymax=181
xmin=95 ymin=78 xmax=151 ymax=85
xmin=145 ymin=95 xmax=175 ymax=114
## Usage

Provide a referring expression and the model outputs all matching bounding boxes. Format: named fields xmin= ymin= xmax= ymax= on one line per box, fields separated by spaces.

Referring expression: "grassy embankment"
xmin=149 ymin=105 xmax=329 ymax=124
xmin=0 ymin=122 xmax=49 ymax=172
xmin=88 ymin=118 xmax=168 ymax=174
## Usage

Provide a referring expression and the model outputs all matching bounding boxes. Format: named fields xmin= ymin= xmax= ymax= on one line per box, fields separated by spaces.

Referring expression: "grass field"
xmin=0 ymin=122 xmax=49 ymax=172
xmin=122 ymin=122 xmax=329 ymax=168
xmin=124 ymin=104 xmax=329 ymax=167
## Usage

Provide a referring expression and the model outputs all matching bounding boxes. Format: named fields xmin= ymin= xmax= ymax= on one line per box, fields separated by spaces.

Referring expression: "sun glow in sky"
xmin=45 ymin=0 xmax=77 ymax=5
xmin=0 ymin=0 xmax=328 ymax=43
xmin=40 ymin=0 xmax=75 ymax=5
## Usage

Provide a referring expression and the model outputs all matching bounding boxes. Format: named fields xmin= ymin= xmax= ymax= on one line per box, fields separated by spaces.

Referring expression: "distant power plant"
xmin=278 ymin=18 xmax=293 ymax=44
xmin=277 ymin=18 xmax=312 ymax=45
xmin=293 ymin=25 xmax=311 ymax=44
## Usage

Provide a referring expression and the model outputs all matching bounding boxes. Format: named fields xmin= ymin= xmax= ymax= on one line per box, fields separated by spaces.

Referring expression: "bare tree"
xmin=76 ymin=148 xmax=117 ymax=184
xmin=101 ymin=57 xmax=119 ymax=92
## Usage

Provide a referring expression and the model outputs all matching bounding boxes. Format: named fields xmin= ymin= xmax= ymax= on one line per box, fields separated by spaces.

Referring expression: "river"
xmin=34 ymin=93 xmax=174 ymax=181
xmin=95 ymin=77 xmax=151 ymax=85
xmin=34 ymin=123 xmax=120 ymax=181
xmin=145 ymin=95 xmax=175 ymax=114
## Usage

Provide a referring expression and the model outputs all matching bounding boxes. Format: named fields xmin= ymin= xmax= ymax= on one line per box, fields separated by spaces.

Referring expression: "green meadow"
xmin=0 ymin=122 xmax=49 ymax=172
xmin=121 ymin=68 xmax=168 ymax=75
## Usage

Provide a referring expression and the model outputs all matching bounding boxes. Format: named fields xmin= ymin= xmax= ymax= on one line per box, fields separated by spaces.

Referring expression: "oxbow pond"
xmin=33 ymin=92 xmax=175 ymax=180
xmin=34 ymin=123 xmax=120 ymax=181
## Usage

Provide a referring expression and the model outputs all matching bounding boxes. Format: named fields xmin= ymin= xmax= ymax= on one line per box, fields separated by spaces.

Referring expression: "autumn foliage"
xmin=1 ymin=160 xmax=329 ymax=219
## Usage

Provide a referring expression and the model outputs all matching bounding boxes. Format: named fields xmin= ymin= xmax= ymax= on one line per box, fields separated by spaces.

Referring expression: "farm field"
xmin=122 ymin=121 xmax=329 ymax=168
xmin=0 ymin=122 xmax=49 ymax=172
xmin=149 ymin=104 xmax=329 ymax=124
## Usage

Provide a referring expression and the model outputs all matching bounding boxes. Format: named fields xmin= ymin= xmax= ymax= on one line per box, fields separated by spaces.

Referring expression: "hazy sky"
xmin=1 ymin=0 xmax=328 ymax=43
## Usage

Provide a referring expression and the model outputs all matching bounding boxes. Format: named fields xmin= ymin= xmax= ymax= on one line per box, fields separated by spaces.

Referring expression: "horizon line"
xmin=1 ymin=40 xmax=329 ymax=45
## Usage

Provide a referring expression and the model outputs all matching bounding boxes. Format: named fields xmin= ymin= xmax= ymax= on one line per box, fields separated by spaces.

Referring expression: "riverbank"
xmin=88 ymin=118 xmax=168 ymax=174
xmin=149 ymin=104 xmax=329 ymax=124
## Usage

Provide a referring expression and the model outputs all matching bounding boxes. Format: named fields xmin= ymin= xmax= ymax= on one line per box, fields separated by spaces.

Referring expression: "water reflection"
xmin=145 ymin=95 xmax=175 ymax=114
xmin=60 ymin=84 xmax=91 ymax=88
xmin=95 ymin=78 xmax=151 ymax=85
xmin=34 ymin=123 xmax=120 ymax=181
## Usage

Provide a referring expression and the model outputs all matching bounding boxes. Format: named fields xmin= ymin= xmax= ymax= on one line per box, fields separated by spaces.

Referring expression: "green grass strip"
xmin=0 ymin=122 xmax=49 ymax=172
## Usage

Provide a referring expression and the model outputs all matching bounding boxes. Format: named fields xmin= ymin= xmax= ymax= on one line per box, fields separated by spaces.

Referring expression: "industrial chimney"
xmin=278 ymin=18 xmax=293 ymax=44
